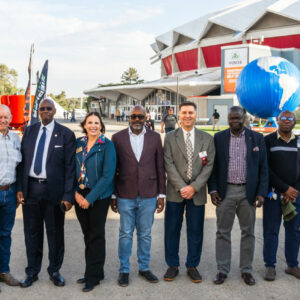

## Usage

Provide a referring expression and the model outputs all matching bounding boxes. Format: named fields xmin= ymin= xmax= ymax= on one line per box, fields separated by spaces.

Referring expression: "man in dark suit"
xmin=163 ymin=101 xmax=215 ymax=283
xmin=111 ymin=105 xmax=166 ymax=287
xmin=17 ymin=98 xmax=76 ymax=288
xmin=208 ymin=106 xmax=268 ymax=286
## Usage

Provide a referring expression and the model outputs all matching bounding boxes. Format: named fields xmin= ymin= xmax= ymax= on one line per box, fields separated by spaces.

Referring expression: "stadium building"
xmin=84 ymin=0 xmax=300 ymax=124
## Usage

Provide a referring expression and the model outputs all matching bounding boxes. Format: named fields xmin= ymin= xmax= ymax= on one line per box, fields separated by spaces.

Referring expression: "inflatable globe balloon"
xmin=236 ymin=56 xmax=300 ymax=118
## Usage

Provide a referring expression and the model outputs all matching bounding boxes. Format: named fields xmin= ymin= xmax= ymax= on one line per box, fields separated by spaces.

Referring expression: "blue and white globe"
xmin=236 ymin=56 xmax=300 ymax=118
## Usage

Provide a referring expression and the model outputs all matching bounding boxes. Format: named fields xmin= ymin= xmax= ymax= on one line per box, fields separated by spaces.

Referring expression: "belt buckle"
xmin=38 ymin=178 xmax=45 ymax=184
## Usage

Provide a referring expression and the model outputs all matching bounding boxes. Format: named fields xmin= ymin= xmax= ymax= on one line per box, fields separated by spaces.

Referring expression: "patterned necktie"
xmin=34 ymin=127 xmax=47 ymax=175
xmin=186 ymin=132 xmax=193 ymax=180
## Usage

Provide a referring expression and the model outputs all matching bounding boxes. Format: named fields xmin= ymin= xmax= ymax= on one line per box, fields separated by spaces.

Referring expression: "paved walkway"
xmin=3 ymin=120 xmax=300 ymax=299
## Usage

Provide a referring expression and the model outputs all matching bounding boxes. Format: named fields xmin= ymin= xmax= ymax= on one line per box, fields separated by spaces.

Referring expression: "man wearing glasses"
xmin=17 ymin=98 xmax=76 ymax=288
xmin=263 ymin=110 xmax=300 ymax=281
xmin=111 ymin=105 xmax=166 ymax=287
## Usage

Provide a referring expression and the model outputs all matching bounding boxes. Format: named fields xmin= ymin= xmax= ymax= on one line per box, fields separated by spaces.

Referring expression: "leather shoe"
xmin=20 ymin=275 xmax=38 ymax=288
xmin=0 ymin=273 xmax=20 ymax=286
xmin=139 ymin=270 xmax=158 ymax=283
xmin=164 ymin=267 xmax=179 ymax=281
xmin=118 ymin=273 xmax=129 ymax=287
xmin=82 ymin=282 xmax=98 ymax=292
xmin=77 ymin=277 xmax=85 ymax=284
xmin=241 ymin=273 xmax=255 ymax=286
xmin=187 ymin=267 xmax=202 ymax=283
xmin=213 ymin=272 xmax=227 ymax=284
xmin=50 ymin=272 xmax=65 ymax=287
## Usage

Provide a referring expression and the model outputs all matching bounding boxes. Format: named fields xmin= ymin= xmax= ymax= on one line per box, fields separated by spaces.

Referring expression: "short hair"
xmin=179 ymin=101 xmax=197 ymax=110
xmin=80 ymin=112 xmax=105 ymax=134
xmin=130 ymin=105 xmax=146 ymax=115
xmin=278 ymin=110 xmax=295 ymax=120
xmin=40 ymin=97 xmax=55 ymax=107
xmin=229 ymin=106 xmax=244 ymax=115
xmin=0 ymin=104 xmax=11 ymax=116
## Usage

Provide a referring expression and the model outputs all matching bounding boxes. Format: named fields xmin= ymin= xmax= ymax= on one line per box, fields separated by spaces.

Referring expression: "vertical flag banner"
xmin=24 ymin=44 xmax=34 ymax=125
xmin=31 ymin=60 xmax=48 ymax=124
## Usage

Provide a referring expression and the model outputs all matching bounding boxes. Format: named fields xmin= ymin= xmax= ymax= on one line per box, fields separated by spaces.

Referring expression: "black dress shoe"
xmin=118 ymin=273 xmax=129 ymax=287
xmin=213 ymin=272 xmax=227 ymax=284
xmin=139 ymin=270 xmax=158 ymax=283
xmin=164 ymin=267 xmax=179 ymax=281
xmin=50 ymin=272 xmax=65 ymax=287
xmin=20 ymin=275 xmax=38 ymax=288
xmin=187 ymin=267 xmax=202 ymax=283
xmin=77 ymin=277 xmax=85 ymax=284
xmin=241 ymin=273 xmax=255 ymax=286
xmin=82 ymin=282 xmax=97 ymax=292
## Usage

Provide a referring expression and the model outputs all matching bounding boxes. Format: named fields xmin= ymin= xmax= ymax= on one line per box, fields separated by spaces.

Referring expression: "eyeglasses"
xmin=279 ymin=116 xmax=294 ymax=121
xmin=130 ymin=114 xmax=145 ymax=120
xmin=39 ymin=107 xmax=53 ymax=112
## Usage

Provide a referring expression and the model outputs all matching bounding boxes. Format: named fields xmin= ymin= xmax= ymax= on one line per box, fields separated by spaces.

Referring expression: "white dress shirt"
xmin=128 ymin=126 xmax=146 ymax=162
xmin=182 ymin=127 xmax=195 ymax=151
xmin=29 ymin=120 xmax=55 ymax=179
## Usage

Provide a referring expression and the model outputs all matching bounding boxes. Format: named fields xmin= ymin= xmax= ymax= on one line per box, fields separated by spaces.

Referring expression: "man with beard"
xmin=111 ymin=105 xmax=166 ymax=287
xmin=263 ymin=110 xmax=300 ymax=281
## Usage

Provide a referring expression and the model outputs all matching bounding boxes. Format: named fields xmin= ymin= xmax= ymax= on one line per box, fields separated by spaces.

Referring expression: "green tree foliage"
xmin=0 ymin=64 xmax=19 ymax=94
xmin=121 ymin=67 xmax=144 ymax=84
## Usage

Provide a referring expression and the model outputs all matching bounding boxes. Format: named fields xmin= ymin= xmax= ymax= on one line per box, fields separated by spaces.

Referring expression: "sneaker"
xmin=139 ymin=270 xmax=158 ymax=283
xmin=164 ymin=267 xmax=179 ymax=281
xmin=186 ymin=267 xmax=202 ymax=283
xmin=0 ymin=273 xmax=20 ymax=286
xmin=285 ymin=267 xmax=300 ymax=279
xmin=264 ymin=267 xmax=276 ymax=281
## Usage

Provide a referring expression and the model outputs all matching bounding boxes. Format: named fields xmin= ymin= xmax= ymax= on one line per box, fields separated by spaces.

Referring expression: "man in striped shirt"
xmin=0 ymin=104 xmax=22 ymax=291
xmin=263 ymin=110 xmax=300 ymax=281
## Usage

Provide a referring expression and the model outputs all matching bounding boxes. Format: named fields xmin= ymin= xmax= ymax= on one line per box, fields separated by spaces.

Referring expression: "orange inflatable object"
xmin=0 ymin=95 xmax=34 ymax=130
xmin=251 ymin=127 xmax=277 ymax=133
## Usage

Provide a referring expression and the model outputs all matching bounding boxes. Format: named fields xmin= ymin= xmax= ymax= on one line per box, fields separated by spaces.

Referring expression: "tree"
xmin=121 ymin=67 xmax=144 ymax=84
xmin=0 ymin=64 xmax=19 ymax=94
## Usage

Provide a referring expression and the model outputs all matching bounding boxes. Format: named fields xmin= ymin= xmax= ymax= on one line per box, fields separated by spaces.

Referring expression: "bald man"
xmin=0 ymin=105 xmax=22 ymax=290
xmin=263 ymin=110 xmax=300 ymax=281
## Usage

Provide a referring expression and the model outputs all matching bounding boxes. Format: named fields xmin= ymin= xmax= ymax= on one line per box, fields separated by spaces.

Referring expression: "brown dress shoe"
xmin=241 ymin=273 xmax=255 ymax=286
xmin=285 ymin=267 xmax=300 ymax=279
xmin=213 ymin=272 xmax=227 ymax=284
xmin=187 ymin=267 xmax=202 ymax=283
xmin=0 ymin=273 xmax=20 ymax=286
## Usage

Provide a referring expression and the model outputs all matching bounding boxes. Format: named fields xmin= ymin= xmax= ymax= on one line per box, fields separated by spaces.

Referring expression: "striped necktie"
xmin=186 ymin=132 xmax=193 ymax=180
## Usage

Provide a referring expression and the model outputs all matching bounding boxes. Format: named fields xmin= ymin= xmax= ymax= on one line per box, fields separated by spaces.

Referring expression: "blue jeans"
xmin=263 ymin=193 xmax=300 ymax=268
xmin=164 ymin=200 xmax=205 ymax=268
xmin=0 ymin=184 xmax=17 ymax=273
xmin=117 ymin=196 xmax=157 ymax=273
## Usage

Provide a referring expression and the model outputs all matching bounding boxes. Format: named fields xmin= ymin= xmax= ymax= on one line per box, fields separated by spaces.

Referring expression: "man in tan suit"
xmin=163 ymin=101 xmax=215 ymax=283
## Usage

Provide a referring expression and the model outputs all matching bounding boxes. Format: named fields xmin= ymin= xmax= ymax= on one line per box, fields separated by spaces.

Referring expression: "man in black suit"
xmin=17 ymin=98 xmax=76 ymax=288
xmin=208 ymin=106 xmax=268 ymax=286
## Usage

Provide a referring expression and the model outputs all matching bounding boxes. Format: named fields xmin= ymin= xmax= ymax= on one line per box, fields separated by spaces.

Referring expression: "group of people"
xmin=0 ymin=100 xmax=299 ymax=294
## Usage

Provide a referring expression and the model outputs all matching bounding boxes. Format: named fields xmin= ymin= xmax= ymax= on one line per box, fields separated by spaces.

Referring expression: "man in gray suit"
xmin=163 ymin=101 xmax=215 ymax=283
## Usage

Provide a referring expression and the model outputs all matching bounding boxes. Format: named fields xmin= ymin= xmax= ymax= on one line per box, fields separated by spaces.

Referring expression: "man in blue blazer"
xmin=17 ymin=98 xmax=76 ymax=288
xmin=208 ymin=106 xmax=268 ymax=286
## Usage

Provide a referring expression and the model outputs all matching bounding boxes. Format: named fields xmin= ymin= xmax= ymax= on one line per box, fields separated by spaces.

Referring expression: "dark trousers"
xmin=0 ymin=184 xmax=16 ymax=273
xmin=22 ymin=180 xmax=65 ymax=276
xmin=75 ymin=197 xmax=110 ymax=285
xmin=164 ymin=200 xmax=205 ymax=268
xmin=165 ymin=128 xmax=175 ymax=133
xmin=263 ymin=193 xmax=300 ymax=268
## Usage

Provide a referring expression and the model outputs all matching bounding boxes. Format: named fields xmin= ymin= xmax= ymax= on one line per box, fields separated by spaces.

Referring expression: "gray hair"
xmin=40 ymin=97 xmax=55 ymax=107
xmin=130 ymin=105 xmax=146 ymax=115
xmin=0 ymin=104 xmax=12 ymax=116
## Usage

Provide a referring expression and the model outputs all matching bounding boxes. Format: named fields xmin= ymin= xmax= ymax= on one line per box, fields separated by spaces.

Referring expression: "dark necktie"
xmin=34 ymin=127 xmax=47 ymax=175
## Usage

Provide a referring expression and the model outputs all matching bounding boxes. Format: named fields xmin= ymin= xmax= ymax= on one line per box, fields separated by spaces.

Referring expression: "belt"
xmin=29 ymin=177 xmax=47 ymax=184
xmin=0 ymin=184 xmax=13 ymax=191
xmin=228 ymin=183 xmax=246 ymax=186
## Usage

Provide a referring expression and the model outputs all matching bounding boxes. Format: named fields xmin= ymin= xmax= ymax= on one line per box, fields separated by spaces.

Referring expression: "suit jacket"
xmin=208 ymin=127 xmax=269 ymax=205
xmin=164 ymin=127 xmax=215 ymax=206
xmin=112 ymin=128 xmax=166 ymax=199
xmin=17 ymin=121 xmax=76 ymax=205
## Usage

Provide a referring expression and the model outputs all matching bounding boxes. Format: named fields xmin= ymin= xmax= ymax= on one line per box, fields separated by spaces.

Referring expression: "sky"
xmin=0 ymin=0 xmax=244 ymax=97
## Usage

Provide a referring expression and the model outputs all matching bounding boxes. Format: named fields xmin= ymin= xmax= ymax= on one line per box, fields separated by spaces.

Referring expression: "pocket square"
xmin=253 ymin=146 xmax=259 ymax=152
xmin=54 ymin=145 xmax=63 ymax=148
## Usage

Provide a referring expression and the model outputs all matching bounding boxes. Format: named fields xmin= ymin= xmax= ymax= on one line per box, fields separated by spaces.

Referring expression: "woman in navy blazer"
xmin=75 ymin=112 xmax=116 ymax=292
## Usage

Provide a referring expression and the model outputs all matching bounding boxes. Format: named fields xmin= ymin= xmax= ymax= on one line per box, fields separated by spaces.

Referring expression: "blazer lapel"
xmin=224 ymin=129 xmax=230 ymax=165
xmin=28 ymin=123 xmax=41 ymax=167
xmin=193 ymin=129 xmax=203 ymax=163
xmin=125 ymin=129 xmax=138 ymax=163
xmin=139 ymin=130 xmax=148 ymax=163
xmin=245 ymin=128 xmax=252 ymax=165
xmin=176 ymin=128 xmax=188 ymax=160
xmin=46 ymin=122 xmax=60 ymax=164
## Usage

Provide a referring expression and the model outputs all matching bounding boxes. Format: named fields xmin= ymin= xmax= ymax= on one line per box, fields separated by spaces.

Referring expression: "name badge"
xmin=199 ymin=151 xmax=207 ymax=158
xmin=76 ymin=147 xmax=83 ymax=153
